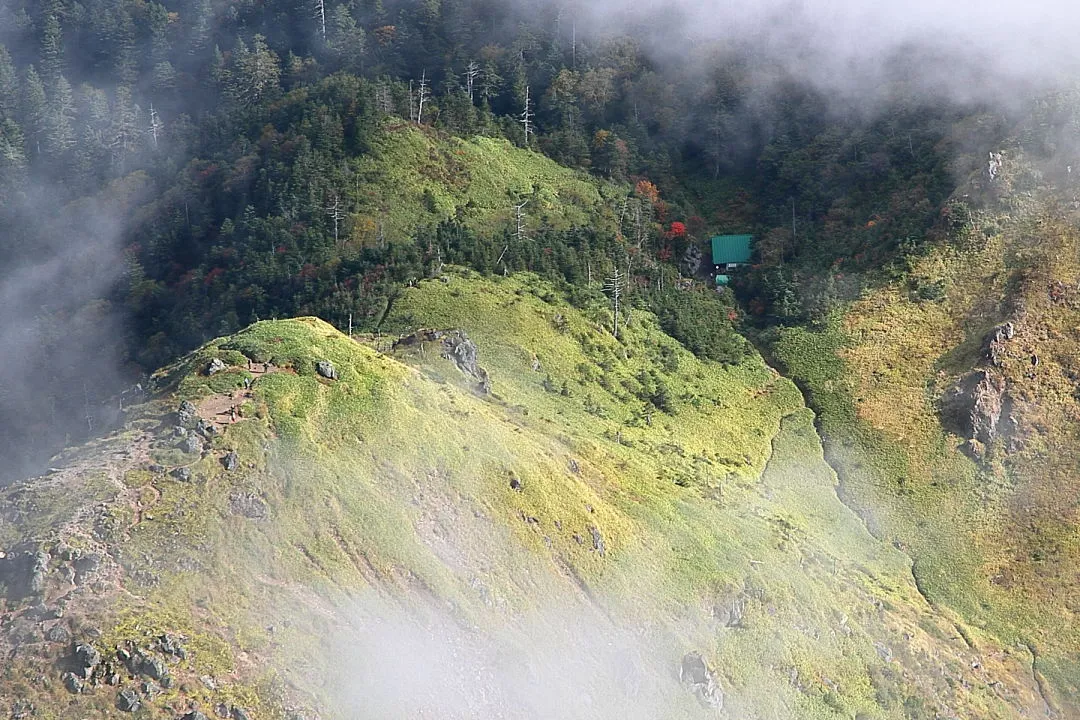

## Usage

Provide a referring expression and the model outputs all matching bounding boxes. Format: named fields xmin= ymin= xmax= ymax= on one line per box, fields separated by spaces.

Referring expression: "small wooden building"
xmin=711 ymin=235 xmax=753 ymax=285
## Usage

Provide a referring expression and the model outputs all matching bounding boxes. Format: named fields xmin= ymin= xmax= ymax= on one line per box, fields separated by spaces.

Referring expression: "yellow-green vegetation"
xmin=350 ymin=122 xmax=622 ymax=242
xmin=0 ymin=272 xmax=1057 ymax=718
xmin=771 ymin=150 xmax=1080 ymax=713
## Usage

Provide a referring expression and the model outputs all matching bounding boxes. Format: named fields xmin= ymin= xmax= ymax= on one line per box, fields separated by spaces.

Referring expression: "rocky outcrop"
xmin=945 ymin=369 xmax=1012 ymax=457
xmin=315 ymin=360 xmax=338 ymax=380
xmin=177 ymin=400 xmax=198 ymax=428
xmin=229 ymin=492 xmax=268 ymax=520
xmin=680 ymin=651 xmax=724 ymax=712
xmin=984 ymin=322 xmax=1015 ymax=367
xmin=439 ymin=330 xmax=490 ymax=393
xmin=682 ymin=243 xmax=703 ymax=277
xmin=0 ymin=546 xmax=48 ymax=600
xmin=206 ymin=358 xmax=228 ymax=376
xmin=394 ymin=329 xmax=491 ymax=394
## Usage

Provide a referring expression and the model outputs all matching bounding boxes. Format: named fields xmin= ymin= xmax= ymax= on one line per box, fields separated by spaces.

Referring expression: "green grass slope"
xmin=349 ymin=121 xmax=622 ymax=244
xmin=0 ymin=272 xmax=1053 ymax=719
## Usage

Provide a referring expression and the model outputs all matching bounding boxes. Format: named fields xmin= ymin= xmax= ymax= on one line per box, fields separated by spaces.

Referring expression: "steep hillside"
xmin=351 ymin=121 xmax=622 ymax=243
xmin=770 ymin=147 xmax=1080 ymax=713
xmin=0 ymin=272 xmax=1056 ymax=719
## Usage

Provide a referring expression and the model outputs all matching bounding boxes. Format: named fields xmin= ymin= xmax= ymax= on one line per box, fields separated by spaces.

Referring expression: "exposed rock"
xmin=206 ymin=358 xmax=228 ymax=376
xmin=178 ymin=400 xmax=198 ymax=427
xmin=196 ymin=418 xmax=217 ymax=438
xmin=159 ymin=633 xmax=188 ymax=660
xmin=946 ymin=369 xmax=1008 ymax=454
xmin=222 ymin=451 xmax=239 ymax=472
xmin=711 ymin=595 xmax=745 ymax=628
xmin=61 ymin=672 xmax=84 ymax=694
xmin=6 ymin=617 xmax=42 ymax=645
xmin=171 ymin=467 xmax=193 ymax=483
xmin=682 ymin=243 xmax=704 ymax=277
xmin=117 ymin=688 xmax=141 ymax=712
xmin=984 ymin=322 xmax=1016 ymax=367
xmin=509 ymin=473 xmax=522 ymax=492
xmin=396 ymin=329 xmax=491 ymax=393
xmin=0 ymin=547 xmax=49 ymax=600
xmin=181 ymin=434 xmax=204 ymax=455
xmin=44 ymin=623 xmax=71 ymax=644
xmin=142 ymin=656 xmax=167 ymax=680
xmin=315 ymin=360 xmax=338 ymax=380
xmin=75 ymin=643 xmax=102 ymax=677
xmin=181 ymin=712 xmax=210 ymax=720
xmin=589 ymin=526 xmax=606 ymax=557
xmin=26 ymin=551 xmax=49 ymax=594
xmin=440 ymin=330 xmax=489 ymax=392
xmin=74 ymin=552 xmax=102 ymax=583
xmin=680 ymin=651 xmax=724 ymax=711
xmin=229 ymin=492 xmax=268 ymax=520
xmin=231 ymin=707 xmax=252 ymax=720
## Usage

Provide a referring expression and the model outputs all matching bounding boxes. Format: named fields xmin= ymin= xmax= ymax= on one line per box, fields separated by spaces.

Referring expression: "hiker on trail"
xmin=243 ymin=377 xmax=252 ymax=390
xmin=229 ymin=406 xmax=237 ymax=423
xmin=263 ymin=362 xmax=269 ymax=373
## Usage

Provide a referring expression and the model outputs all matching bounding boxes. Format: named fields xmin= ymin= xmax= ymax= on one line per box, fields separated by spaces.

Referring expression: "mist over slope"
xmin=1 ymin=0 xmax=1080 ymax=717
xmin=0 ymin=273 xmax=1054 ymax=719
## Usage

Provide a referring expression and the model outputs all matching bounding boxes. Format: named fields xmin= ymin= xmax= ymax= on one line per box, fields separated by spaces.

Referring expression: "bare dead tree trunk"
xmin=520 ymin=85 xmax=534 ymax=143
xmin=604 ymin=266 xmax=624 ymax=339
xmin=417 ymin=70 xmax=429 ymax=125
xmin=148 ymin=103 xmax=162 ymax=150
xmin=315 ymin=0 xmax=326 ymax=39
xmin=514 ymin=199 xmax=529 ymax=245
xmin=326 ymin=192 xmax=345 ymax=249
xmin=466 ymin=61 xmax=479 ymax=104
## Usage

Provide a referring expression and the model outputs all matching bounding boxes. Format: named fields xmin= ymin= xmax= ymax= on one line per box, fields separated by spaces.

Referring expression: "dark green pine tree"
xmin=148 ymin=2 xmax=176 ymax=94
xmin=188 ymin=0 xmax=213 ymax=57
xmin=328 ymin=4 xmax=366 ymax=73
xmin=40 ymin=7 xmax=64 ymax=83
xmin=0 ymin=118 xmax=27 ymax=201
xmin=0 ymin=46 xmax=17 ymax=122
xmin=20 ymin=65 xmax=48 ymax=157
xmin=45 ymin=74 xmax=76 ymax=159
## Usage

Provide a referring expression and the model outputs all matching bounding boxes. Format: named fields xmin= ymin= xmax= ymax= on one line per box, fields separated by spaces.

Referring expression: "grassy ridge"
xmin=0 ymin=273 xmax=1053 ymax=718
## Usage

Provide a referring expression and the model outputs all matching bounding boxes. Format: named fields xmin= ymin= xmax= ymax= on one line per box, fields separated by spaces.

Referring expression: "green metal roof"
xmin=715 ymin=274 xmax=731 ymax=286
xmin=711 ymin=235 xmax=753 ymax=265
